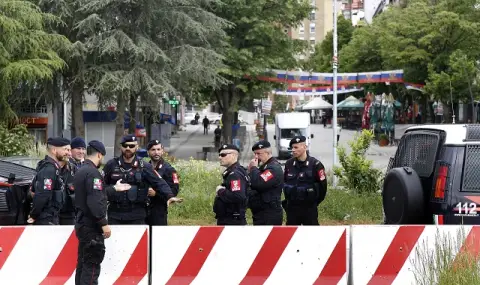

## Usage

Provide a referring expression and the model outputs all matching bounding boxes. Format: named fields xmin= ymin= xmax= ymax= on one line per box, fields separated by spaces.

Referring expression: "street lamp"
xmin=332 ymin=0 xmax=339 ymax=187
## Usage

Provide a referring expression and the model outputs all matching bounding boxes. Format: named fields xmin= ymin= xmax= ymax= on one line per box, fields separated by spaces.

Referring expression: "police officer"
xmin=146 ymin=139 xmax=180 ymax=225
xmin=73 ymin=140 xmax=132 ymax=285
xmin=59 ymin=137 xmax=86 ymax=225
xmin=247 ymin=140 xmax=284 ymax=225
xmin=213 ymin=144 xmax=248 ymax=225
xmin=282 ymin=135 xmax=328 ymax=225
xmin=103 ymin=134 xmax=182 ymax=225
xmin=29 ymin=137 xmax=70 ymax=225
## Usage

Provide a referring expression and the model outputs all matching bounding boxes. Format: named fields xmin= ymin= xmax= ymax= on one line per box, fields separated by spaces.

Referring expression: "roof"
xmin=0 ymin=160 xmax=36 ymax=183
xmin=405 ymin=124 xmax=473 ymax=145
xmin=302 ymin=97 xmax=332 ymax=110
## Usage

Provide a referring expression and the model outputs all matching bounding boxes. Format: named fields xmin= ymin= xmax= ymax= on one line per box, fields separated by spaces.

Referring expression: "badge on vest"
xmin=299 ymin=172 xmax=305 ymax=178
xmin=93 ymin=178 xmax=103 ymax=190
xmin=230 ymin=180 xmax=241 ymax=191
xmin=44 ymin=179 xmax=52 ymax=190
xmin=260 ymin=170 xmax=274 ymax=182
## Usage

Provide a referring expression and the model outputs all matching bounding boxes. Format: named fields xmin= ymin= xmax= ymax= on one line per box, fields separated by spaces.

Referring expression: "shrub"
xmin=0 ymin=124 xmax=35 ymax=157
xmin=413 ymin=227 xmax=480 ymax=285
xmin=333 ymin=129 xmax=383 ymax=194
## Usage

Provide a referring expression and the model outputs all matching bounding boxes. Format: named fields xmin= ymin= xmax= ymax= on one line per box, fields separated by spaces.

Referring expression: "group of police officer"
xmin=28 ymin=135 xmax=182 ymax=285
xmin=213 ymin=135 xmax=328 ymax=226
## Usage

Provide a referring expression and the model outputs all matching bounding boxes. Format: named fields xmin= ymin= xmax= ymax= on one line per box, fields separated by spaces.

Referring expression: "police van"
xmin=273 ymin=112 xmax=313 ymax=159
xmin=383 ymin=124 xmax=480 ymax=225
xmin=0 ymin=160 xmax=36 ymax=225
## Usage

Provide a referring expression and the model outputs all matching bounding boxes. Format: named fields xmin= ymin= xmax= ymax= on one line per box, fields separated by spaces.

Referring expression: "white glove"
xmin=216 ymin=185 xmax=225 ymax=194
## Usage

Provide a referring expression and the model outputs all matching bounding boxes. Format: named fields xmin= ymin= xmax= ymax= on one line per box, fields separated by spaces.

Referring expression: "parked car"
xmin=0 ymin=159 xmax=37 ymax=225
xmin=382 ymin=124 xmax=480 ymax=225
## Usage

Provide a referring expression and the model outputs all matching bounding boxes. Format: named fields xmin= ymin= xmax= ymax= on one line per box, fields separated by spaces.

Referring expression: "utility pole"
xmin=332 ymin=0 xmax=339 ymax=187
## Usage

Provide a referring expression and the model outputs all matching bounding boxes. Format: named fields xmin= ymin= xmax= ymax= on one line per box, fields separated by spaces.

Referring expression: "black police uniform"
xmin=59 ymin=160 xmax=78 ymax=225
xmin=213 ymin=144 xmax=248 ymax=225
xmin=282 ymin=136 xmax=328 ymax=225
xmin=103 ymin=135 xmax=174 ymax=224
xmin=30 ymin=137 xmax=70 ymax=225
xmin=73 ymin=140 xmax=110 ymax=285
xmin=146 ymin=140 xmax=180 ymax=226
xmin=248 ymin=141 xmax=284 ymax=225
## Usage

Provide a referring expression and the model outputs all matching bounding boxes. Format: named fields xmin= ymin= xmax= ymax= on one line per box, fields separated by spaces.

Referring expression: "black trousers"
xmin=252 ymin=208 xmax=283 ymax=225
xmin=60 ymin=216 xmax=75 ymax=225
xmin=217 ymin=217 xmax=247 ymax=225
xmin=34 ymin=215 xmax=59 ymax=225
xmin=284 ymin=204 xmax=319 ymax=225
xmin=146 ymin=203 xmax=168 ymax=226
xmin=75 ymin=225 xmax=105 ymax=285
xmin=108 ymin=217 xmax=145 ymax=225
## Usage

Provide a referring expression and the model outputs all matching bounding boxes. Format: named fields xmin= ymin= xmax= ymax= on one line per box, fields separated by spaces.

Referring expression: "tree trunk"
xmin=128 ymin=94 xmax=137 ymax=134
xmin=220 ymin=85 xmax=233 ymax=144
xmin=114 ymin=93 xmax=127 ymax=156
xmin=71 ymin=80 xmax=85 ymax=137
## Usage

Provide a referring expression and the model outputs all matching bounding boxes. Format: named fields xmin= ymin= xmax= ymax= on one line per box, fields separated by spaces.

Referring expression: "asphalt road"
xmin=265 ymin=124 xmax=397 ymax=172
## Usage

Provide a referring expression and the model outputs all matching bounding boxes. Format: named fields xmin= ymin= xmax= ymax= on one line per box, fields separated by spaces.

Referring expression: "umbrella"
xmin=337 ymin=96 xmax=363 ymax=110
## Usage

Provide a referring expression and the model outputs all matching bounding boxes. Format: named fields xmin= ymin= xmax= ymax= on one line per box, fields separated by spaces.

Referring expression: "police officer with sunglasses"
xmin=213 ymin=144 xmax=249 ymax=225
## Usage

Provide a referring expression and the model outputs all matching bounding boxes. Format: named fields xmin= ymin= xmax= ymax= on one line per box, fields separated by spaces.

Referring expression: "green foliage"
xmin=0 ymin=1 xmax=70 ymax=121
xmin=269 ymin=94 xmax=289 ymax=121
xmin=333 ymin=130 xmax=383 ymax=194
xmin=413 ymin=227 xmax=480 ymax=285
xmin=0 ymin=124 xmax=36 ymax=156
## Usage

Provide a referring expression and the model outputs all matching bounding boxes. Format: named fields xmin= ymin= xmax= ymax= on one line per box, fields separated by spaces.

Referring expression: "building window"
xmin=299 ymin=37 xmax=305 ymax=40
xmin=310 ymin=39 xmax=315 ymax=45
xmin=310 ymin=23 xmax=315 ymax=33
xmin=309 ymin=11 xmax=316 ymax=21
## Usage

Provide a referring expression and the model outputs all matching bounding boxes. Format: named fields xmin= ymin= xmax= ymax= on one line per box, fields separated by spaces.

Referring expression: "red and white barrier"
xmin=0 ymin=225 xmax=148 ymax=284
xmin=151 ymin=226 xmax=349 ymax=285
xmin=351 ymin=225 xmax=480 ymax=285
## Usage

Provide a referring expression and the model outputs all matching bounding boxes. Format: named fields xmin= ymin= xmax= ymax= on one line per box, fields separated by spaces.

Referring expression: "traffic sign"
xmin=168 ymin=100 xmax=179 ymax=105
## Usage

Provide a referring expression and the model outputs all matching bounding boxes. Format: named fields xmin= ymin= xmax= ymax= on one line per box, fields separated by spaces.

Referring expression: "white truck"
xmin=273 ymin=112 xmax=313 ymax=159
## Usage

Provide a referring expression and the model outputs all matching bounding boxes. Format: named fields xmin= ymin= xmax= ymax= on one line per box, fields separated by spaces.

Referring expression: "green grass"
xmin=413 ymin=227 xmax=480 ymax=285
xmin=167 ymin=159 xmax=383 ymax=225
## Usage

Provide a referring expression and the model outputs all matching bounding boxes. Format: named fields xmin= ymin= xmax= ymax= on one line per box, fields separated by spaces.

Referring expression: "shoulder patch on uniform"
xmin=260 ymin=170 xmax=274 ymax=182
xmin=230 ymin=179 xmax=241 ymax=191
xmin=43 ymin=178 xmax=52 ymax=190
xmin=318 ymin=169 xmax=326 ymax=181
xmin=93 ymin=178 xmax=103 ymax=190
xmin=172 ymin=172 xmax=179 ymax=184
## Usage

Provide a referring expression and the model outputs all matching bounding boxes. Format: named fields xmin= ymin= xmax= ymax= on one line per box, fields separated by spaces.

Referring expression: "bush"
xmin=0 ymin=124 xmax=35 ymax=156
xmin=333 ymin=129 xmax=383 ymax=194
xmin=413 ymin=227 xmax=480 ymax=285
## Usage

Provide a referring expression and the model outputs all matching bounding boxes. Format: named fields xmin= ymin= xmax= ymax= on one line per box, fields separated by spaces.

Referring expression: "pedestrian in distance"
xmin=28 ymin=137 xmax=71 ymax=225
xmin=213 ymin=144 xmax=249 ymax=225
xmin=73 ymin=140 xmax=132 ymax=285
xmin=247 ymin=140 xmax=284 ymax=225
xmin=282 ymin=135 xmax=328 ymax=225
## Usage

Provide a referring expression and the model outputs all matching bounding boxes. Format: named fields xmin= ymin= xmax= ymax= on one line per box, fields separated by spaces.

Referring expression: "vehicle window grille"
xmin=465 ymin=124 xmax=480 ymax=141
xmin=386 ymin=156 xmax=394 ymax=173
xmin=431 ymin=160 xmax=451 ymax=203
xmin=461 ymin=145 xmax=480 ymax=192
xmin=393 ymin=132 xmax=440 ymax=177
xmin=0 ymin=189 xmax=9 ymax=212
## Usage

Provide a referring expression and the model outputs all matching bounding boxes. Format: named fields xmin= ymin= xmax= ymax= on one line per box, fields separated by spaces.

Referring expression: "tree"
xmin=77 ymin=0 xmax=229 ymax=155
xmin=205 ymin=0 xmax=311 ymax=143
xmin=305 ymin=15 xmax=354 ymax=72
xmin=0 ymin=1 xmax=70 ymax=122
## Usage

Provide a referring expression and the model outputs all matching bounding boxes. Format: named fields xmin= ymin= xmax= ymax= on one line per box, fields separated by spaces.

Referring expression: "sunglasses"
xmin=219 ymin=152 xmax=233 ymax=157
xmin=122 ymin=144 xmax=137 ymax=149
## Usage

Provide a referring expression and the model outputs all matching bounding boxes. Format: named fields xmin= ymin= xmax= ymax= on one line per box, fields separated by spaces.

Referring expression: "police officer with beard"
xmin=59 ymin=137 xmax=86 ymax=225
xmin=28 ymin=137 xmax=71 ymax=225
xmin=247 ymin=140 xmax=284 ymax=225
xmin=103 ymin=134 xmax=182 ymax=225
xmin=282 ymin=136 xmax=328 ymax=225
xmin=146 ymin=139 xmax=180 ymax=225
xmin=213 ymin=144 xmax=248 ymax=225
xmin=74 ymin=140 xmax=132 ymax=285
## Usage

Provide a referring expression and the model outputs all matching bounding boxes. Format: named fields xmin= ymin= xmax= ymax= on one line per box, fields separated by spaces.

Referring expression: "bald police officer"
xmin=247 ymin=140 xmax=284 ymax=225
xmin=74 ymin=140 xmax=132 ymax=285
xmin=282 ymin=135 xmax=328 ymax=225
xmin=213 ymin=144 xmax=248 ymax=225
xmin=29 ymin=137 xmax=70 ymax=225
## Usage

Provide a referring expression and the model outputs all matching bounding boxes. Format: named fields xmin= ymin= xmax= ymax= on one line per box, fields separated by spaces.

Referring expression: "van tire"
xmin=382 ymin=167 xmax=424 ymax=224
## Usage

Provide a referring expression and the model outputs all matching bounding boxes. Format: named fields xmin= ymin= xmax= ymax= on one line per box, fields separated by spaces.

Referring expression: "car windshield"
xmin=280 ymin=128 xmax=306 ymax=139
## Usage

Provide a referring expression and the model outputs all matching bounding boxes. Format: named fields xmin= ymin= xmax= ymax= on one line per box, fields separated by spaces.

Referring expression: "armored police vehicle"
xmin=383 ymin=124 xmax=480 ymax=225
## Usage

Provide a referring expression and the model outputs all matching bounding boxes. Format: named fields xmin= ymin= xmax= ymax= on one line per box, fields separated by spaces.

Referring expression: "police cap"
xmin=88 ymin=140 xmax=106 ymax=156
xmin=218 ymin=144 xmax=239 ymax=153
xmin=252 ymin=140 xmax=271 ymax=151
xmin=47 ymin=137 xmax=70 ymax=147
xmin=146 ymin=139 xmax=162 ymax=150
xmin=121 ymin=134 xmax=137 ymax=144
xmin=289 ymin=135 xmax=306 ymax=148
xmin=71 ymin=137 xmax=86 ymax=149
